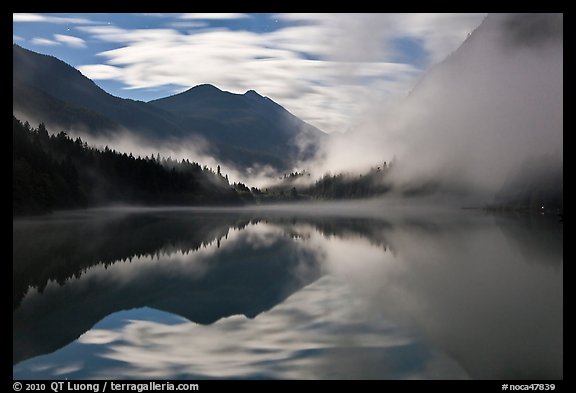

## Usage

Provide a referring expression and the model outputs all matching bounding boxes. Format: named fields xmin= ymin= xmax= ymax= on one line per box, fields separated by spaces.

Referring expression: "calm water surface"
xmin=13 ymin=203 xmax=563 ymax=379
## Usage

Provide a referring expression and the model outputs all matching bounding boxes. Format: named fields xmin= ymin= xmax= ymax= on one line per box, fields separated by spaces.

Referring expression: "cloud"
xmin=15 ymin=14 xmax=485 ymax=135
xmin=166 ymin=21 xmax=208 ymax=29
xmin=77 ymin=64 xmax=123 ymax=79
xmin=31 ymin=33 xmax=86 ymax=47
xmin=179 ymin=13 xmax=250 ymax=20
xmin=313 ymin=13 xmax=563 ymax=201
xmin=74 ymin=14 xmax=484 ymax=134
xmin=54 ymin=34 xmax=86 ymax=48
xmin=13 ymin=34 xmax=24 ymax=42
xmin=138 ymin=13 xmax=175 ymax=18
xmin=13 ymin=13 xmax=97 ymax=24
xmin=30 ymin=37 xmax=60 ymax=46
xmin=274 ymin=13 xmax=486 ymax=65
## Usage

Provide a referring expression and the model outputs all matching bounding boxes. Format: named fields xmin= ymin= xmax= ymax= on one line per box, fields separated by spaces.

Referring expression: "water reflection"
xmin=13 ymin=206 xmax=562 ymax=379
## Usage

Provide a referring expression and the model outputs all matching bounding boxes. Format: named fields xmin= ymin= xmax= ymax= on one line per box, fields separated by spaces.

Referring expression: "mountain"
xmin=13 ymin=45 xmax=183 ymax=139
xmin=149 ymin=84 xmax=326 ymax=169
xmin=13 ymin=45 xmax=326 ymax=171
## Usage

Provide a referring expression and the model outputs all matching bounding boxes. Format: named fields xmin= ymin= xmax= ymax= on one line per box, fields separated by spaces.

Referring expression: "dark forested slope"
xmin=13 ymin=116 xmax=242 ymax=215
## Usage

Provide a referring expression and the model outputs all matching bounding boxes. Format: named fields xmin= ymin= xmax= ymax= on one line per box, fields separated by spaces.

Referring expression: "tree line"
xmin=13 ymin=116 xmax=249 ymax=215
xmin=13 ymin=115 xmax=398 ymax=216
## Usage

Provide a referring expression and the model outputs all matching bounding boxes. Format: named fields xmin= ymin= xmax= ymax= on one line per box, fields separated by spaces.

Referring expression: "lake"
xmin=13 ymin=202 xmax=563 ymax=379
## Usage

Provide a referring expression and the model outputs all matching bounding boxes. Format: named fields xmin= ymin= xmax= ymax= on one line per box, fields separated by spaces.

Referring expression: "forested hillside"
xmin=13 ymin=116 xmax=242 ymax=215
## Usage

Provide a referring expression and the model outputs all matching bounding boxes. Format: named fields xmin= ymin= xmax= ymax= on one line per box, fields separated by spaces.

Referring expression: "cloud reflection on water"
xmin=13 ymin=208 xmax=562 ymax=379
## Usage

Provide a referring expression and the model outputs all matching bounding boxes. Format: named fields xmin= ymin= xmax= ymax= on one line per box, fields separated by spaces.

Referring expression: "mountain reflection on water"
xmin=13 ymin=204 xmax=562 ymax=379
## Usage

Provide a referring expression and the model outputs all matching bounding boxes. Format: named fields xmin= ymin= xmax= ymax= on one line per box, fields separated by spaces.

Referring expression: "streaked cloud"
xmin=13 ymin=13 xmax=97 ymax=24
xmin=165 ymin=21 xmax=208 ymax=29
xmin=30 ymin=37 xmax=60 ymax=46
xmin=179 ymin=13 xmax=250 ymax=20
xmin=138 ymin=13 xmax=175 ymax=18
xmin=77 ymin=64 xmax=123 ymax=79
xmin=54 ymin=34 xmax=86 ymax=48
xmin=33 ymin=13 xmax=485 ymax=134
xmin=274 ymin=13 xmax=486 ymax=64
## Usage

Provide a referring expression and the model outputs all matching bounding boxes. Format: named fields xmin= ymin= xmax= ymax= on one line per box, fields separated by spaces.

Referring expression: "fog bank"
xmin=311 ymin=13 xmax=563 ymax=203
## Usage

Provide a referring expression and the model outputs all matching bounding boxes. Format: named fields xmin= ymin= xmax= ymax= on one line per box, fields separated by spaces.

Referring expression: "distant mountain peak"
xmin=177 ymin=84 xmax=223 ymax=96
xmin=174 ymin=85 xmax=266 ymax=100
xmin=190 ymin=84 xmax=221 ymax=92
xmin=244 ymin=89 xmax=263 ymax=98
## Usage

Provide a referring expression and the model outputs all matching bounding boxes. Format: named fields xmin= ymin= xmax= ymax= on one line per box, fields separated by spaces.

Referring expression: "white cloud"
xmin=13 ymin=35 xmax=24 ymax=42
xmin=13 ymin=13 xmax=97 ymax=24
xmin=166 ymin=21 xmax=208 ymax=29
xmin=77 ymin=14 xmax=485 ymax=134
xmin=313 ymin=14 xmax=562 ymax=200
xmin=274 ymin=13 xmax=486 ymax=66
xmin=138 ymin=13 xmax=175 ymax=18
xmin=179 ymin=13 xmax=250 ymax=20
xmin=78 ymin=64 xmax=123 ymax=79
xmin=54 ymin=34 xmax=86 ymax=48
xmin=30 ymin=37 xmax=60 ymax=46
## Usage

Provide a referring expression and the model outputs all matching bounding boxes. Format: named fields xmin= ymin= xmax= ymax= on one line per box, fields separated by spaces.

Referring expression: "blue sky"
xmin=13 ymin=13 xmax=486 ymax=133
